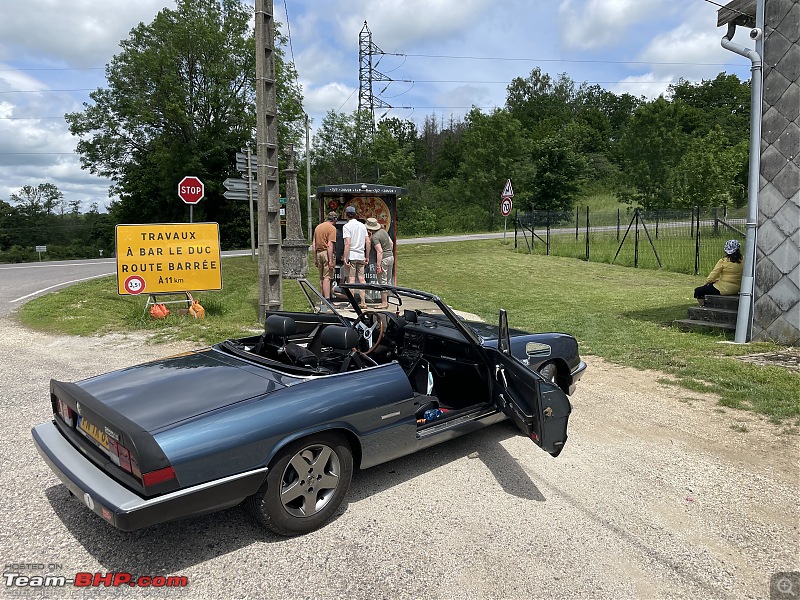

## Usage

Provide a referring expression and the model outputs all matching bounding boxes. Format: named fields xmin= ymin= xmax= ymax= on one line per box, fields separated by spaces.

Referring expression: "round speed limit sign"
xmin=500 ymin=197 xmax=513 ymax=217
xmin=124 ymin=275 xmax=146 ymax=295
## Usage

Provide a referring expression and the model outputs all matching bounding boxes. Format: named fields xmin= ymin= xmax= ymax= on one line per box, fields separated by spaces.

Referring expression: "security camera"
xmin=749 ymin=28 xmax=763 ymax=40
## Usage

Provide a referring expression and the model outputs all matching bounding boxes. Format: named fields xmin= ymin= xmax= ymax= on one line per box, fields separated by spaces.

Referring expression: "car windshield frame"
xmin=337 ymin=283 xmax=483 ymax=347
xmin=297 ymin=280 xmax=484 ymax=347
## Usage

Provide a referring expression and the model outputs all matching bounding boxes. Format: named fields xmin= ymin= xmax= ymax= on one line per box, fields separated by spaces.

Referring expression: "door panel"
xmin=492 ymin=309 xmax=570 ymax=456
xmin=491 ymin=350 xmax=571 ymax=457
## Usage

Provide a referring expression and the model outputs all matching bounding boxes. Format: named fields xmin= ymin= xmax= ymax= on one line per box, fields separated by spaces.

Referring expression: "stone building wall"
xmin=754 ymin=0 xmax=799 ymax=344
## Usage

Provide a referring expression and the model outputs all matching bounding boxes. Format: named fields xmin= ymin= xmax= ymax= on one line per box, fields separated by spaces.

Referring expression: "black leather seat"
xmin=257 ymin=315 xmax=318 ymax=368
xmin=318 ymin=326 xmax=363 ymax=372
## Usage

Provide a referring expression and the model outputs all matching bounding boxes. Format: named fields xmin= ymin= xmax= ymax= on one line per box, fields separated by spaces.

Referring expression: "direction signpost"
xmin=229 ymin=148 xmax=258 ymax=259
xmin=178 ymin=175 xmax=204 ymax=223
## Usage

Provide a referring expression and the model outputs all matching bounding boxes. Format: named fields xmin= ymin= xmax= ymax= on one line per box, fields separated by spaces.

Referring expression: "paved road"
xmin=0 ymin=251 xmax=253 ymax=318
xmin=0 ymin=235 xmax=509 ymax=318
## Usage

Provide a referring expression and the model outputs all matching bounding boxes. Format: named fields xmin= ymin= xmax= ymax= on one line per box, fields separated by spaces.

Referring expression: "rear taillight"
xmin=108 ymin=438 xmax=141 ymax=478
xmin=108 ymin=439 xmax=131 ymax=472
xmin=56 ymin=399 xmax=74 ymax=427
xmin=142 ymin=466 xmax=177 ymax=488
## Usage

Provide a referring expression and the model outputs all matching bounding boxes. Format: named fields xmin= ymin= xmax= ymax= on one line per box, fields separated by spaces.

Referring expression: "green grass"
xmin=17 ymin=242 xmax=800 ymax=423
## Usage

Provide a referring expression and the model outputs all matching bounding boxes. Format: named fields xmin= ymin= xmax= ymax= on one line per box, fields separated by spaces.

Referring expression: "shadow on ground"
xmin=45 ymin=421 xmax=544 ymax=575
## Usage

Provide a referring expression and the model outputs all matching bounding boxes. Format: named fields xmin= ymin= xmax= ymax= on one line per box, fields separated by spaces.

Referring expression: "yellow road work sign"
xmin=115 ymin=223 xmax=223 ymax=295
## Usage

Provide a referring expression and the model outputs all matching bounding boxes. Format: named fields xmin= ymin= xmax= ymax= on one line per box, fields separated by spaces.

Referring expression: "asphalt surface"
xmin=0 ymin=237 xmax=507 ymax=319
xmin=0 ymin=251 xmax=253 ymax=319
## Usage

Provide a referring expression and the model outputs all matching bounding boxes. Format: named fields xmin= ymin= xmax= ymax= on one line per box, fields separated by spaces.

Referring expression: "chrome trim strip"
xmin=128 ymin=467 xmax=269 ymax=511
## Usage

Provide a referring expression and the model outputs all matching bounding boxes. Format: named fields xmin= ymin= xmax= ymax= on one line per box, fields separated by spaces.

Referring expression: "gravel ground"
xmin=0 ymin=316 xmax=797 ymax=600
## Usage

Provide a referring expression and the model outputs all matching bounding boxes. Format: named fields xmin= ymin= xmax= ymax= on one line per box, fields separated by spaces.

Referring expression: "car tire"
xmin=538 ymin=362 xmax=558 ymax=385
xmin=248 ymin=432 xmax=353 ymax=536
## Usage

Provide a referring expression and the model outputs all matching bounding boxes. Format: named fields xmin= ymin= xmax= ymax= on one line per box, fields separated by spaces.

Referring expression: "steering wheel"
xmin=353 ymin=311 xmax=386 ymax=354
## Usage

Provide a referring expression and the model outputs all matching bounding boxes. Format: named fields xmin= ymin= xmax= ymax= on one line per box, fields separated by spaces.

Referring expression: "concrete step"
xmin=704 ymin=295 xmax=740 ymax=310
xmin=687 ymin=306 xmax=738 ymax=324
xmin=674 ymin=318 xmax=736 ymax=333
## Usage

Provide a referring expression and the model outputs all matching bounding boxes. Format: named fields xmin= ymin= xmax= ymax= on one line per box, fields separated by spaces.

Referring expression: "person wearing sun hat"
xmin=693 ymin=239 xmax=744 ymax=306
xmin=365 ymin=217 xmax=394 ymax=309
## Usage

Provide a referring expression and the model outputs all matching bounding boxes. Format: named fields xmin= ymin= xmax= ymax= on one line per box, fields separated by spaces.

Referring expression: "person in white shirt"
xmin=341 ymin=205 xmax=370 ymax=309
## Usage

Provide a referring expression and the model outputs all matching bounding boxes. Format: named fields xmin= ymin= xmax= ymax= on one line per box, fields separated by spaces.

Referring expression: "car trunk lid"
xmin=76 ymin=348 xmax=288 ymax=431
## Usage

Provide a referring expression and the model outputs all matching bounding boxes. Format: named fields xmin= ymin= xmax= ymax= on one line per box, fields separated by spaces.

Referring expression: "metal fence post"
xmin=585 ymin=206 xmax=590 ymax=261
xmin=714 ymin=206 xmax=719 ymax=236
xmin=655 ymin=209 xmax=659 ymax=240
xmin=514 ymin=210 xmax=518 ymax=249
xmin=695 ymin=208 xmax=701 ymax=275
xmin=546 ymin=211 xmax=551 ymax=256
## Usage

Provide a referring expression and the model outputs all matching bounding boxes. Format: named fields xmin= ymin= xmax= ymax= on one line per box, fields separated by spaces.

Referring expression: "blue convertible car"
xmin=32 ymin=281 xmax=585 ymax=536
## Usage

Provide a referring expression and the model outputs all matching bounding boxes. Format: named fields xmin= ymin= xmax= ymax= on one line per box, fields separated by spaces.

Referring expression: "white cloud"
xmin=303 ymin=81 xmax=358 ymax=128
xmin=558 ymin=0 xmax=669 ymax=50
xmin=637 ymin=8 xmax=751 ymax=79
xmin=334 ymin=0 xmax=495 ymax=50
xmin=0 ymin=0 xmax=173 ymax=65
xmin=610 ymin=72 xmax=676 ymax=99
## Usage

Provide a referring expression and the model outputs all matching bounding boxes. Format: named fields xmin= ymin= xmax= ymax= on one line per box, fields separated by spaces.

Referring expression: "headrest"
xmin=320 ymin=326 xmax=359 ymax=350
xmin=265 ymin=314 xmax=296 ymax=337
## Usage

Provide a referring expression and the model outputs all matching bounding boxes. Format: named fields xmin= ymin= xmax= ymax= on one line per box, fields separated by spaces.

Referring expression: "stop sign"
xmin=178 ymin=176 xmax=205 ymax=204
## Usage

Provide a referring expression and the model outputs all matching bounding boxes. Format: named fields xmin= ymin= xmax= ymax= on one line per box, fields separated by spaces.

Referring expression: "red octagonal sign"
xmin=178 ymin=175 xmax=204 ymax=204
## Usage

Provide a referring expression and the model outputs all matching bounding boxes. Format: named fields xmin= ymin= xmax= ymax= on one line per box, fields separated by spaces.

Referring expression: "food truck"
xmin=316 ymin=183 xmax=406 ymax=299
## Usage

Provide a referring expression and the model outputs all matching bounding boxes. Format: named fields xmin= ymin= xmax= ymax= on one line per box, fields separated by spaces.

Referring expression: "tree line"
xmin=316 ymin=69 xmax=749 ymax=236
xmin=0 ymin=0 xmax=750 ymax=260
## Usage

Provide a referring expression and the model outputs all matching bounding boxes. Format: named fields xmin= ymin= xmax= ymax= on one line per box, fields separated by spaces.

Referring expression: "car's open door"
xmin=490 ymin=309 xmax=571 ymax=457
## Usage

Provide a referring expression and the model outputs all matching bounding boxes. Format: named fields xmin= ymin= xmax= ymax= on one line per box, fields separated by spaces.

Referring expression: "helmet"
xmin=724 ymin=239 xmax=741 ymax=254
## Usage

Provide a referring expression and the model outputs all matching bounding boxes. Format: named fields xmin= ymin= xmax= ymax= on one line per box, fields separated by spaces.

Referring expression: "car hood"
xmin=77 ymin=348 xmax=289 ymax=431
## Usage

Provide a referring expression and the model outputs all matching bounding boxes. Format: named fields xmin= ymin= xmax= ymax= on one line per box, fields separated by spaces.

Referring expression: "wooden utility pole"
xmin=255 ymin=0 xmax=282 ymax=315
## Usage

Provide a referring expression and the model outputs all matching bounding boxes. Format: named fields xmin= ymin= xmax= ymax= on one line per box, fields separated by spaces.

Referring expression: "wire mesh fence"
xmin=514 ymin=206 xmax=747 ymax=276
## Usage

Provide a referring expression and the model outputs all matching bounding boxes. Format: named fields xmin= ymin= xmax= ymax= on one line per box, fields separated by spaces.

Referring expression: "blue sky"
xmin=0 ymin=0 xmax=755 ymax=212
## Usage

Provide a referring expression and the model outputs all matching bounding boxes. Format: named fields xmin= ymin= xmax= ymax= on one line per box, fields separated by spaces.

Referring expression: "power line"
xmin=0 ymin=67 xmax=103 ymax=72
xmin=382 ymin=51 xmax=744 ymax=67
xmin=396 ymin=79 xmax=682 ymax=85
xmin=701 ymin=0 xmax=752 ymax=17
xmin=0 ymin=89 xmax=94 ymax=94
xmin=281 ymin=0 xmax=296 ymax=67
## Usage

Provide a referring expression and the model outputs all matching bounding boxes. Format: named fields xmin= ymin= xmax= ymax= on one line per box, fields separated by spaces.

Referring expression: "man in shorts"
xmin=341 ymin=205 xmax=369 ymax=309
xmin=313 ymin=211 xmax=337 ymax=302
xmin=365 ymin=217 xmax=394 ymax=309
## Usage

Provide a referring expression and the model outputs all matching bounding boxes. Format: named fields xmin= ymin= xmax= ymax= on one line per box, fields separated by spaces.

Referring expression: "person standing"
xmin=693 ymin=239 xmax=744 ymax=306
xmin=365 ymin=217 xmax=394 ymax=309
xmin=313 ymin=210 xmax=338 ymax=302
xmin=342 ymin=205 xmax=369 ymax=309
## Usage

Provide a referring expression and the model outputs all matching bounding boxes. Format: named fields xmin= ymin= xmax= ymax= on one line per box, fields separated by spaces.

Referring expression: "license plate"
xmin=77 ymin=416 xmax=109 ymax=451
